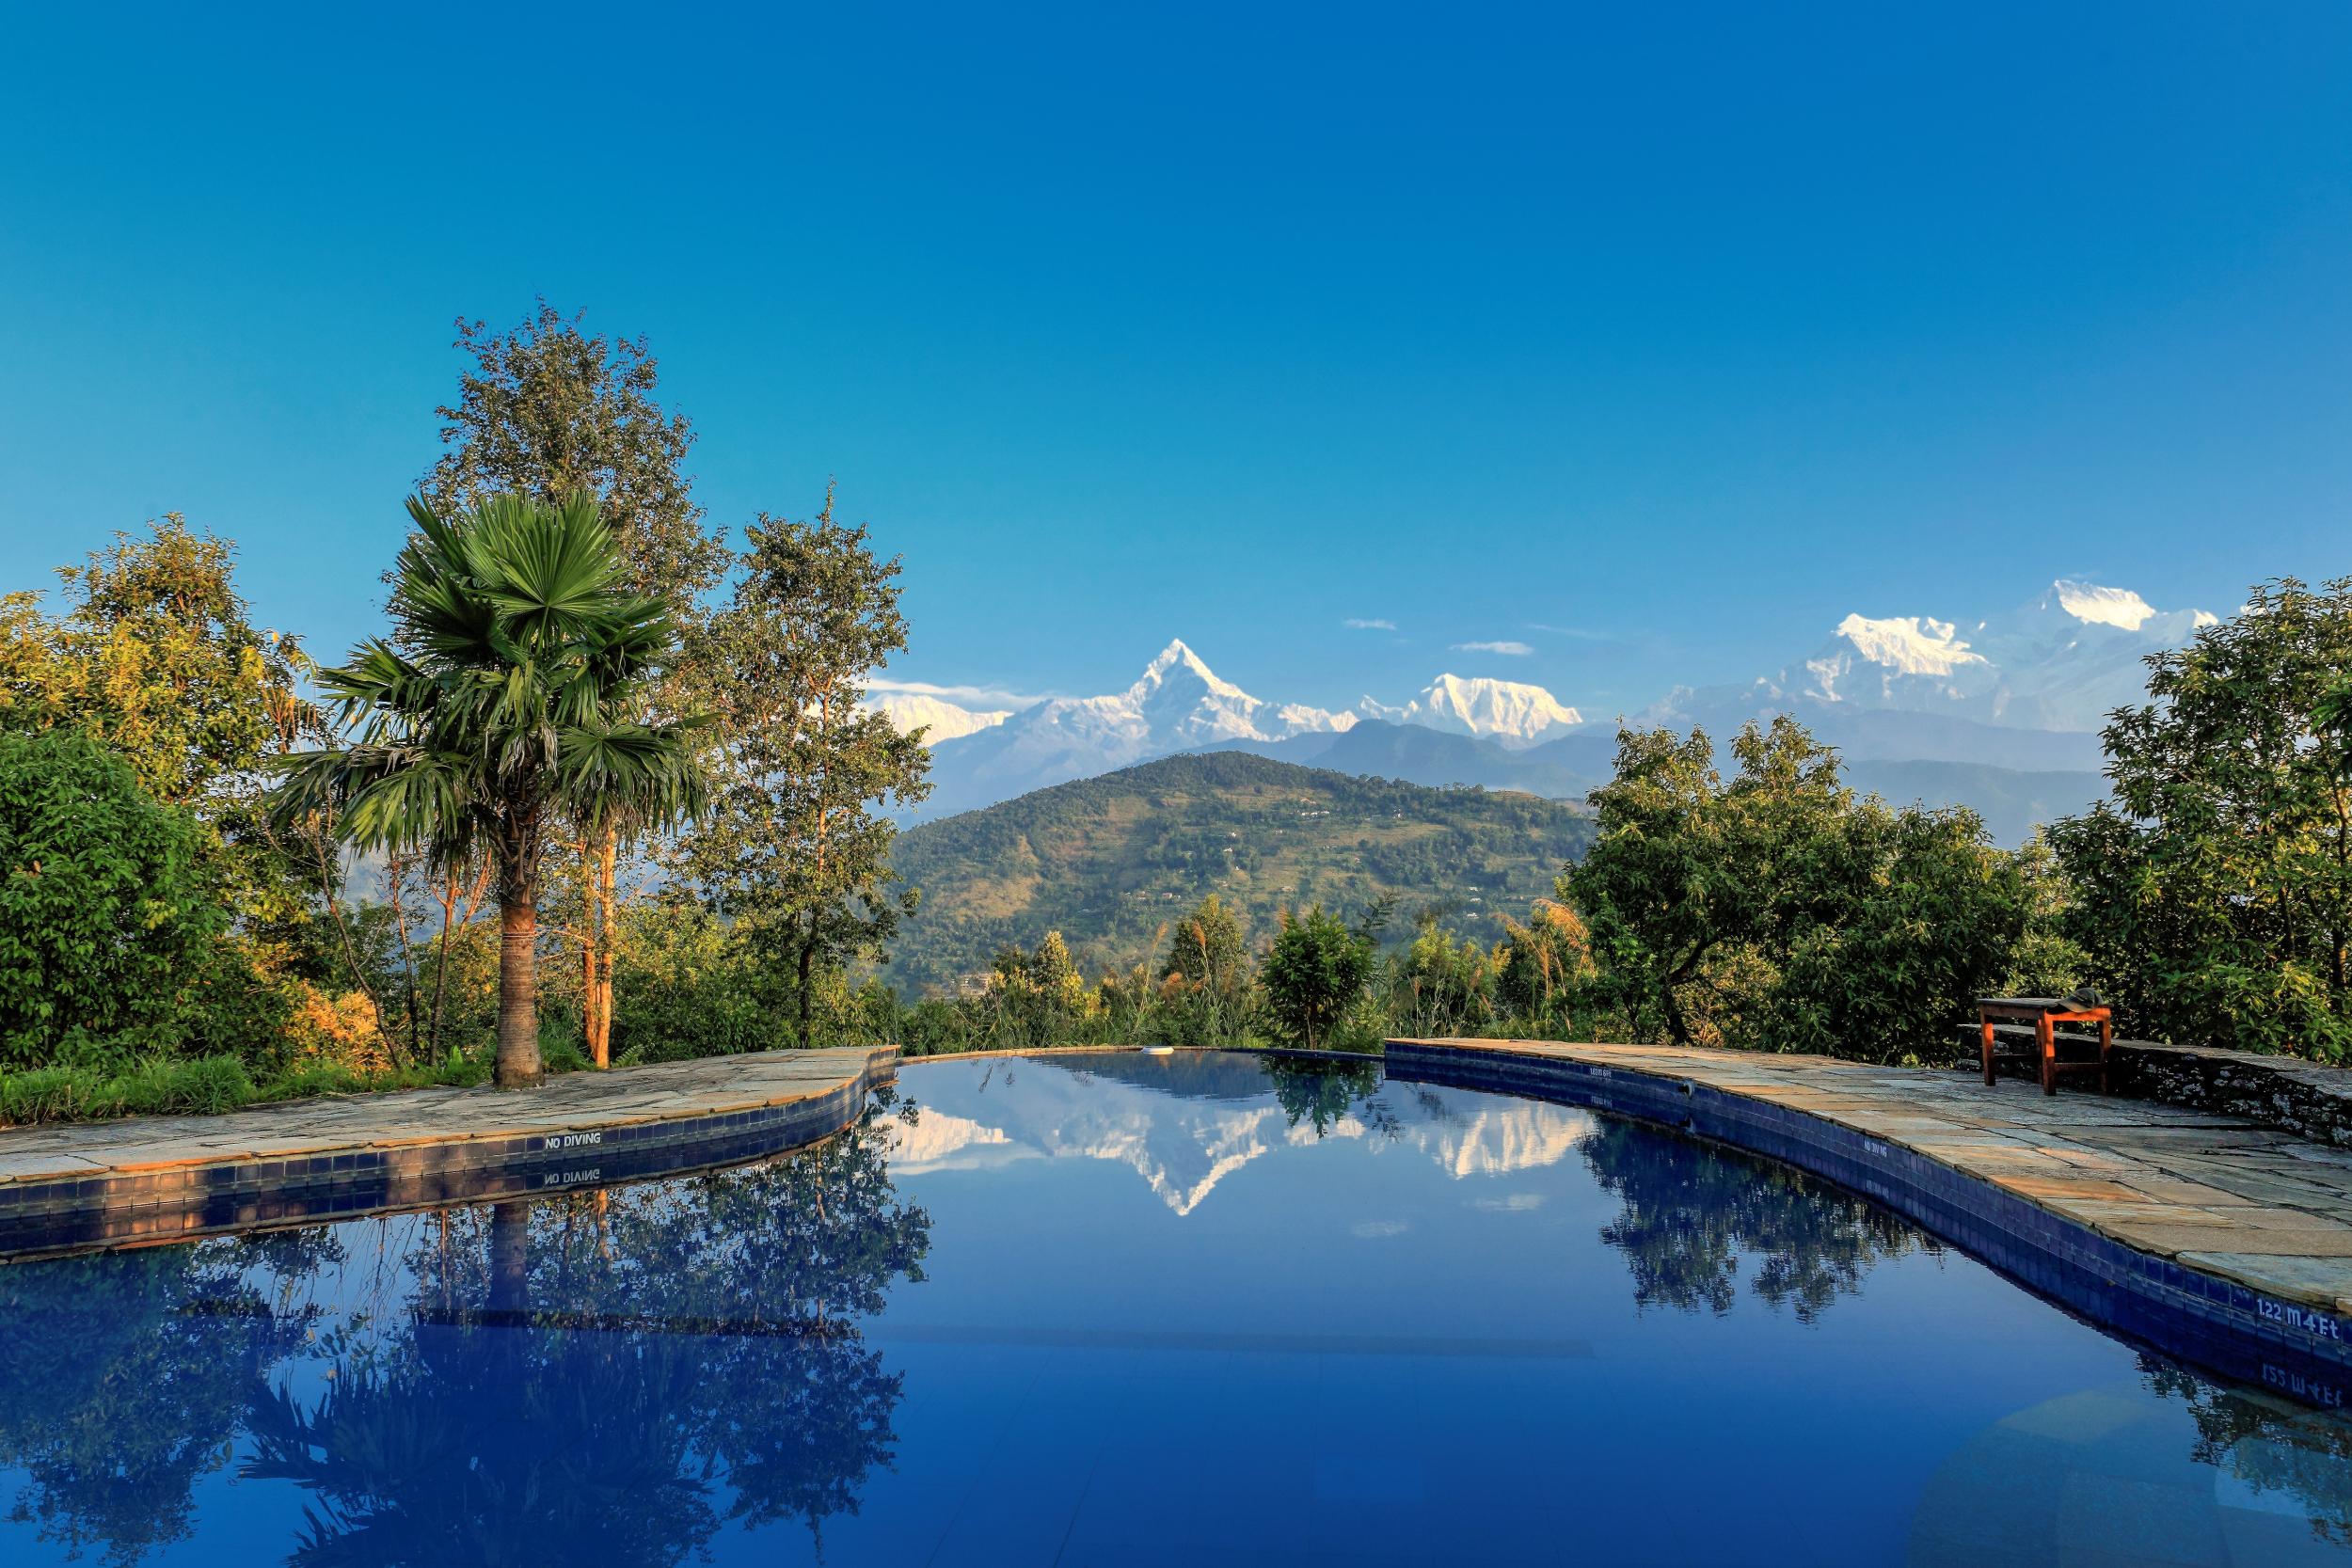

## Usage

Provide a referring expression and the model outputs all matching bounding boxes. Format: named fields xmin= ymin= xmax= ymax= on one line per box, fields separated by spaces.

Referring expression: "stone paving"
xmin=1395 ymin=1038 xmax=2352 ymax=1317
xmin=0 ymin=1047 xmax=893 ymax=1189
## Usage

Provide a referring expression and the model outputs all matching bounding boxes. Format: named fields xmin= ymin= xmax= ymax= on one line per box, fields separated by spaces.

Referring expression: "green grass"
xmin=0 ymin=1051 xmax=506 ymax=1127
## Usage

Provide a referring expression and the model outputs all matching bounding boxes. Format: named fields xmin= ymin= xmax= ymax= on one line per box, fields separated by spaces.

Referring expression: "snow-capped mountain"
xmin=1362 ymin=674 xmax=1583 ymax=749
xmin=916 ymin=640 xmax=1364 ymax=816
xmin=1655 ymin=578 xmax=2217 ymax=736
xmin=867 ymin=692 xmax=1012 ymax=744
xmin=881 ymin=1053 xmax=1593 ymax=1215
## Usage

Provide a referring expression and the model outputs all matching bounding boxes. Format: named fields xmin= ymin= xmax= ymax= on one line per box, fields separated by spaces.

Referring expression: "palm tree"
xmin=278 ymin=494 xmax=704 ymax=1087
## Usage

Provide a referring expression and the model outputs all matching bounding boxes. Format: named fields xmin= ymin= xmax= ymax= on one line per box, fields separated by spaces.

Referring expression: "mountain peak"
xmin=1829 ymin=613 xmax=1988 ymax=677
xmin=1371 ymin=673 xmax=1582 ymax=747
xmin=1133 ymin=638 xmax=1248 ymax=701
xmin=2048 ymin=579 xmax=2156 ymax=632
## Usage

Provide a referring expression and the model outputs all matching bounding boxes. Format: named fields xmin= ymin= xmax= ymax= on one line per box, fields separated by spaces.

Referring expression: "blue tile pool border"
xmin=0 ymin=1054 xmax=894 ymax=1261
xmin=1384 ymin=1040 xmax=2352 ymax=1412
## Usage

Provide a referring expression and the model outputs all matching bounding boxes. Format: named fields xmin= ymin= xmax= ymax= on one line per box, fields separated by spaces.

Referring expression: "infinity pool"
xmin=0 ymin=1050 xmax=2346 ymax=1565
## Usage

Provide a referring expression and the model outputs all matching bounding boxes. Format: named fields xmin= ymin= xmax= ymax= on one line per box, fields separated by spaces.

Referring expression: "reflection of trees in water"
xmin=2142 ymin=1359 xmax=2352 ymax=1545
xmin=1581 ymin=1119 xmax=1929 ymax=1322
xmin=0 ymin=1235 xmax=323 ymax=1566
xmin=1260 ymin=1056 xmax=1401 ymax=1140
xmin=0 ymin=1096 xmax=929 ymax=1566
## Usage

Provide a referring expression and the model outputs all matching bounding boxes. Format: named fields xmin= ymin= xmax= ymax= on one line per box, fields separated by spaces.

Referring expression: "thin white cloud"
xmin=866 ymin=677 xmax=1052 ymax=709
xmin=1344 ymin=617 xmax=1397 ymax=631
xmin=1528 ymin=624 xmax=1615 ymax=642
xmin=1451 ymin=640 xmax=1534 ymax=657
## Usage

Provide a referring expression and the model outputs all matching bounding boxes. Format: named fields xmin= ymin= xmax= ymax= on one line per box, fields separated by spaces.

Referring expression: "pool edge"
xmin=1384 ymin=1037 xmax=2352 ymax=1410
xmin=0 ymin=1046 xmax=898 ymax=1260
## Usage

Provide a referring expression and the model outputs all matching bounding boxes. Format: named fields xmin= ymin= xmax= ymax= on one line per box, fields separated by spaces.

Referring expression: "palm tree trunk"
xmin=489 ymin=1199 xmax=532 ymax=1318
xmin=497 ymin=889 xmax=543 ymax=1088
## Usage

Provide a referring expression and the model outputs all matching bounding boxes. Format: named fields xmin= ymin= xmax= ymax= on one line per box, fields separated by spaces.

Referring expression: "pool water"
xmin=1 ymin=1050 xmax=2347 ymax=1565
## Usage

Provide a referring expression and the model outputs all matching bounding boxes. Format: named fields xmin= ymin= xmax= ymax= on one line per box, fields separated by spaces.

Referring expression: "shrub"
xmin=0 ymin=729 xmax=224 ymax=1068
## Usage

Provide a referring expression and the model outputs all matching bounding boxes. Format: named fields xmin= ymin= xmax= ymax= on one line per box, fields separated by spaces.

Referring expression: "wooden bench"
xmin=1977 ymin=997 xmax=2113 ymax=1097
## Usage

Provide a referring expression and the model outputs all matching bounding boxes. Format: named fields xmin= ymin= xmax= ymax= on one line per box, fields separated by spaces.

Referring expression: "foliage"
xmin=1566 ymin=718 xmax=2041 ymax=1062
xmin=278 ymin=494 xmax=704 ymax=1087
xmin=1261 ymin=904 xmax=1375 ymax=1050
xmin=1149 ymin=894 xmax=1255 ymax=1046
xmin=0 ymin=516 xmax=311 ymax=810
xmin=2050 ymin=578 xmax=2352 ymax=1059
xmin=0 ymin=730 xmax=224 ymax=1067
xmin=884 ymin=751 xmax=1596 ymax=994
xmin=1495 ymin=899 xmax=1594 ymax=1029
xmin=0 ymin=518 xmax=357 ymax=1037
xmin=607 ymin=900 xmax=786 ymax=1062
xmin=1385 ymin=908 xmax=1502 ymax=1039
xmin=675 ymin=489 xmax=930 ymax=1044
xmin=423 ymin=301 xmax=727 ymax=615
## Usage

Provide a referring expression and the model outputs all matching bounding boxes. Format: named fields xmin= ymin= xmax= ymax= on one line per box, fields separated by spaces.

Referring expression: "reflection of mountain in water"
xmin=888 ymin=1052 xmax=1593 ymax=1214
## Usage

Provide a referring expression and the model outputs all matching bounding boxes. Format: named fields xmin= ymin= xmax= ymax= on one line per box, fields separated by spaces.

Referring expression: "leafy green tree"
xmin=1569 ymin=717 xmax=2034 ymax=1061
xmin=424 ymin=303 xmax=726 ymax=616
xmin=0 ymin=517 xmax=351 ymax=1037
xmin=1261 ymin=904 xmax=1374 ymax=1050
xmin=1758 ymin=800 xmax=2029 ymax=1060
xmin=0 ymin=517 xmax=311 ymax=809
xmin=1566 ymin=722 xmax=1800 ymax=1045
xmin=678 ymin=489 xmax=930 ymax=1046
xmin=278 ymin=495 xmax=704 ymax=1087
xmin=2052 ymin=579 xmax=2352 ymax=1058
xmin=0 ymin=730 xmax=221 ymax=1067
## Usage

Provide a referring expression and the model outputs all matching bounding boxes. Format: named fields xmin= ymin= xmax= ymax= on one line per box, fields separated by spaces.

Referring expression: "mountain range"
xmin=885 ymin=1051 xmax=1594 ymax=1215
xmin=875 ymin=578 xmax=2212 ymax=841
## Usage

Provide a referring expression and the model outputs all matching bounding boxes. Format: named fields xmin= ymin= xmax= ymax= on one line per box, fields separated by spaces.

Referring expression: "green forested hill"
xmin=882 ymin=752 xmax=1595 ymax=994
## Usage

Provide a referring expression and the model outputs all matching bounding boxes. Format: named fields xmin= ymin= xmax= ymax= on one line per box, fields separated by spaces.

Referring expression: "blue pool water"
xmin=0 ymin=1050 xmax=2347 ymax=1565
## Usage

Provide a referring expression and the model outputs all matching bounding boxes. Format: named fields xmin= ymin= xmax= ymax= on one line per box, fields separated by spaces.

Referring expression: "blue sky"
xmin=4 ymin=4 xmax=2348 ymax=716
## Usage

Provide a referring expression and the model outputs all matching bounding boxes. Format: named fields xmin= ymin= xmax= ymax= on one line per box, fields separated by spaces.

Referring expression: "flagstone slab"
xmin=0 ymin=1047 xmax=896 ymax=1259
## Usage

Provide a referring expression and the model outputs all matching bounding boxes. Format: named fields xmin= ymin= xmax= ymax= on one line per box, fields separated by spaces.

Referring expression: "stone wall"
xmin=1959 ymin=1022 xmax=2352 ymax=1149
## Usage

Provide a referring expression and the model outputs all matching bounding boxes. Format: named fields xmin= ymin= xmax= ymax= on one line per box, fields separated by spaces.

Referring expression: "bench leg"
xmin=1980 ymin=1016 xmax=1996 ymax=1085
xmin=2040 ymin=1015 xmax=2057 ymax=1096
xmin=2099 ymin=1018 xmax=2112 ymax=1096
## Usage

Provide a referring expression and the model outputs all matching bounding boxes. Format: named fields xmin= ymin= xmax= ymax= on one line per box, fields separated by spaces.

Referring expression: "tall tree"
xmin=278 ymin=496 xmax=705 ymax=1087
xmin=678 ymin=488 xmax=930 ymax=1047
xmin=423 ymin=303 xmax=727 ymax=1065
xmin=2053 ymin=578 xmax=2352 ymax=1059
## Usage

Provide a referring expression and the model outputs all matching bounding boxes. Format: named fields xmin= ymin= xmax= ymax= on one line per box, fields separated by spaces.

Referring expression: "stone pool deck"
xmin=0 ymin=1046 xmax=895 ymax=1259
xmin=1389 ymin=1037 xmax=2352 ymax=1397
